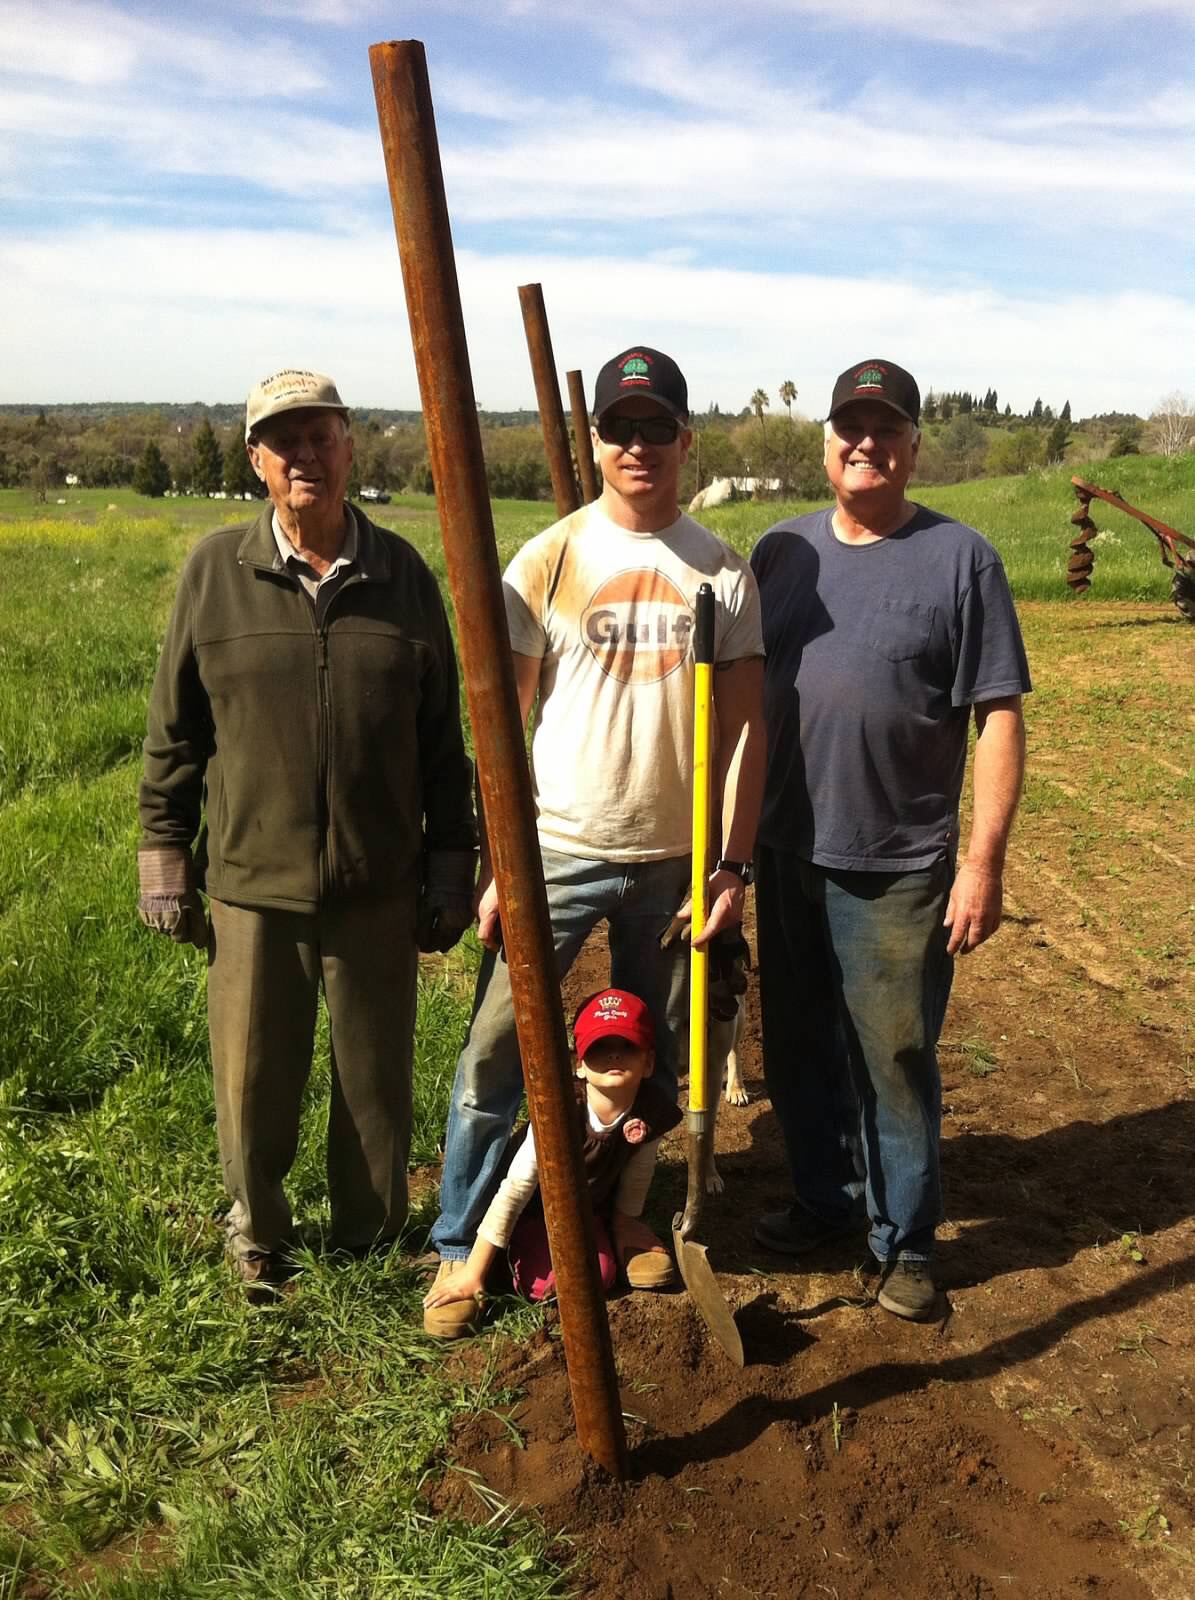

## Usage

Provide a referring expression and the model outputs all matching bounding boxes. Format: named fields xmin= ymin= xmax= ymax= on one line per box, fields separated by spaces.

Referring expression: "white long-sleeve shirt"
xmin=477 ymin=1101 xmax=661 ymax=1250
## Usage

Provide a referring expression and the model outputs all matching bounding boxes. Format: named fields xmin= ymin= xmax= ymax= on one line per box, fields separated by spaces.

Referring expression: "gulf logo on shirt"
xmin=580 ymin=569 xmax=694 ymax=684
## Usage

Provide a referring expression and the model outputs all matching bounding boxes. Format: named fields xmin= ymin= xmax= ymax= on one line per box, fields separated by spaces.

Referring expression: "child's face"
xmin=579 ymin=1034 xmax=654 ymax=1089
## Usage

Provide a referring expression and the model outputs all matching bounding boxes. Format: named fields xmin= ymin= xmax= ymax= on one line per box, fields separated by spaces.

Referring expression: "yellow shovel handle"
xmin=688 ymin=584 xmax=715 ymax=1116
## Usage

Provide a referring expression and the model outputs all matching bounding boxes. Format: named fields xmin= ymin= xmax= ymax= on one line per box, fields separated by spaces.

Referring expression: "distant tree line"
xmin=0 ymin=388 xmax=1189 ymax=504
xmin=0 ymin=404 xmax=552 ymax=503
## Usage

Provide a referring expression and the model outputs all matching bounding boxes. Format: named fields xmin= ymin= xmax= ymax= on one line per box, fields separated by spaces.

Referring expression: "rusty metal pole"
xmin=369 ymin=39 xmax=627 ymax=1480
xmin=566 ymin=369 xmax=599 ymax=503
xmin=518 ymin=283 xmax=581 ymax=519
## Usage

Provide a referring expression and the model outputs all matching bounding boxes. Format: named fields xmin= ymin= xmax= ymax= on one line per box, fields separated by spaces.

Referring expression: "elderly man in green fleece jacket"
xmin=138 ymin=369 xmax=476 ymax=1290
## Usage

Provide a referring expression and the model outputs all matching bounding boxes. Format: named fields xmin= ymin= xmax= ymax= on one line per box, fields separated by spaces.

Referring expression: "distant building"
xmin=688 ymin=476 xmax=781 ymax=512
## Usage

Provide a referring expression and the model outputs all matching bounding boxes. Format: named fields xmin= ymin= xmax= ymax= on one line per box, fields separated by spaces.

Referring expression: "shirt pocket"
xmin=868 ymin=599 xmax=936 ymax=662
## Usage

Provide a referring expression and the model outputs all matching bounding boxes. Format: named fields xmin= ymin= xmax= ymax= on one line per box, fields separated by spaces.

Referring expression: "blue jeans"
xmin=429 ymin=847 xmax=692 ymax=1260
xmin=755 ymin=846 xmax=954 ymax=1263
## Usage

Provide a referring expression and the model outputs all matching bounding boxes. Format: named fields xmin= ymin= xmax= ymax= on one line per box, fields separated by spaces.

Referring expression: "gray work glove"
xmin=137 ymin=846 xmax=208 ymax=949
xmin=416 ymin=848 xmax=477 ymax=954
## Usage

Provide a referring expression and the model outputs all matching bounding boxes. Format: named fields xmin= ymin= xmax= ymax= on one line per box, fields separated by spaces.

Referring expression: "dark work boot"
xmin=877 ymin=1260 xmax=942 ymax=1322
xmin=753 ymin=1207 xmax=859 ymax=1256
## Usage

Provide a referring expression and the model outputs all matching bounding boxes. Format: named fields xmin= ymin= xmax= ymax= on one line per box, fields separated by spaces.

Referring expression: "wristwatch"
xmin=715 ymin=858 xmax=755 ymax=885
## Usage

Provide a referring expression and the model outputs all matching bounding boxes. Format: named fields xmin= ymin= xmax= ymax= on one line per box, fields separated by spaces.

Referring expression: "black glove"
xmin=708 ymin=926 xmax=751 ymax=1021
xmin=137 ymin=846 xmax=208 ymax=949
xmin=416 ymin=848 xmax=477 ymax=954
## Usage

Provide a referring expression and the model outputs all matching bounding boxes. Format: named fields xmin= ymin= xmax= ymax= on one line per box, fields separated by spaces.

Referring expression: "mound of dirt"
xmin=433 ymin=836 xmax=1193 ymax=1599
xmin=436 ymin=1289 xmax=1148 ymax=1599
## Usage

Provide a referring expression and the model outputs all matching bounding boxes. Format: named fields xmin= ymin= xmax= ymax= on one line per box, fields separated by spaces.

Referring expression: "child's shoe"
xmin=624 ymin=1247 xmax=679 ymax=1291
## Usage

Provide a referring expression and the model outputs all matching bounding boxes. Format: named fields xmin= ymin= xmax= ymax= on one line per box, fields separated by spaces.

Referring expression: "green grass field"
xmin=0 ymin=457 xmax=1191 ymax=1596
xmin=700 ymin=450 xmax=1195 ymax=603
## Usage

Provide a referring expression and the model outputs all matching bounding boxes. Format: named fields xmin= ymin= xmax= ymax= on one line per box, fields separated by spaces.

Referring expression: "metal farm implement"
xmin=1067 ymin=476 xmax=1195 ymax=623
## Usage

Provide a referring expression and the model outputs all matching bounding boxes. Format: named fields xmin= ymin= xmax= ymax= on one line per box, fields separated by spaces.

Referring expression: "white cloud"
xmin=0 ymin=0 xmax=328 ymax=93
xmin=478 ymin=0 xmax=1195 ymax=50
xmin=248 ymin=0 xmax=382 ymax=19
xmin=1 ymin=7 xmax=1189 ymax=253
xmin=2 ymin=223 xmax=1189 ymax=416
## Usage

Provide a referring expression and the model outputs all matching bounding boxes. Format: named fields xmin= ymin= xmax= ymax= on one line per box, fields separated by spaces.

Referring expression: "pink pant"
xmin=508 ymin=1211 xmax=618 ymax=1303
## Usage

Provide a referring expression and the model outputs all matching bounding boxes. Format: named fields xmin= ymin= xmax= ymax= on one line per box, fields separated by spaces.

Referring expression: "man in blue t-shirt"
xmin=749 ymin=358 xmax=1031 ymax=1321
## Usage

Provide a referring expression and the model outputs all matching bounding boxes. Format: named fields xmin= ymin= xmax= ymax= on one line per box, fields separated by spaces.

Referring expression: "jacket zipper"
xmin=316 ymin=628 xmax=333 ymax=897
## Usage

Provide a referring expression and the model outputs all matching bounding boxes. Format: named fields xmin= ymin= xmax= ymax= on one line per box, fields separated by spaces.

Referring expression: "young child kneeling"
xmin=423 ymin=988 xmax=680 ymax=1322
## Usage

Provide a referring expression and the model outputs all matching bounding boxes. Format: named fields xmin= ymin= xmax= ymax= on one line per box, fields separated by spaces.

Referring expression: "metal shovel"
xmin=671 ymin=582 xmax=745 ymax=1368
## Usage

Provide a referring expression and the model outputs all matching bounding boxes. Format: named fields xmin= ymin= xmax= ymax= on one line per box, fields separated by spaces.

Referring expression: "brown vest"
xmin=508 ymin=1078 xmax=682 ymax=1218
xmin=574 ymin=1077 xmax=682 ymax=1211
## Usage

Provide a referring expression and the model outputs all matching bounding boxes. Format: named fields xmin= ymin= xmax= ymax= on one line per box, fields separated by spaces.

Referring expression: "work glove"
xmin=137 ymin=846 xmax=208 ymax=949
xmin=416 ymin=848 xmax=477 ymax=954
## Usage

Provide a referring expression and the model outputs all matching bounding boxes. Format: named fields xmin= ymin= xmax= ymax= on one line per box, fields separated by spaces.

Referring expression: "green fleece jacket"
xmin=139 ymin=503 xmax=475 ymax=913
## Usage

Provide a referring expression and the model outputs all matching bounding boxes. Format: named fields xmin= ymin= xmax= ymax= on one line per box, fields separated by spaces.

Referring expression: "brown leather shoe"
xmin=423 ymin=1260 xmax=482 ymax=1339
xmin=235 ymin=1251 xmax=298 ymax=1302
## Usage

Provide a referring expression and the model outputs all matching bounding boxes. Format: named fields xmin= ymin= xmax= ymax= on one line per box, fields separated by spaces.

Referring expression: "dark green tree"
xmin=223 ymin=439 xmax=264 ymax=499
xmin=1060 ymin=399 xmax=1071 ymax=423
xmin=1031 ymin=397 xmax=1044 ymax=421
xmin=1045 ymin=418 xmax=1071 ymax=464
xmin=1109 ymin=423 xmax=1142 ymax=457
xmin=191 ymin=418 xmax=223 ymax=496
xmin=937 ymin=416 xmax=987 ymax=481
xmin=133 ymin=441 xmax=171 ymax=497
xmin=691 ymin=427 xmax=744 ymax=492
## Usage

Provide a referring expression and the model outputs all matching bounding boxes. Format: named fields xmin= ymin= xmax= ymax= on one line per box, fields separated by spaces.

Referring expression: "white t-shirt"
xmin=503 ymin=504 xmax=763 ymax=862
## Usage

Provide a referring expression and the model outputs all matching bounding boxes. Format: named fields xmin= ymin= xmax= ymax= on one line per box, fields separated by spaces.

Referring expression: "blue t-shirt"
xmin=750 ymin=505 xmax=1031 ymax=871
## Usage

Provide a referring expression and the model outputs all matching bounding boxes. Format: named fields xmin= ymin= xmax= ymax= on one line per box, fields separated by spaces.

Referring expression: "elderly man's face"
xmin=824 ymin=401 xmax=919 ymax=503
xmin=591 ymin=396 xmax=692 ymax=507
xmin=248 ymin=409 xmax=353 ymax=518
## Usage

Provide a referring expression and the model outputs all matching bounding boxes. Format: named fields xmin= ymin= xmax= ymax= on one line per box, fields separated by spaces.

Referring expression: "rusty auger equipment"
xmin=1068 ymin=476 xmax=1195 ymax=623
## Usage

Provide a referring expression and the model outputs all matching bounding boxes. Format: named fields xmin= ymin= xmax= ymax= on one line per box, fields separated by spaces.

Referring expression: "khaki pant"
xmin=207 ymin=896 xmax=417 ymax=1258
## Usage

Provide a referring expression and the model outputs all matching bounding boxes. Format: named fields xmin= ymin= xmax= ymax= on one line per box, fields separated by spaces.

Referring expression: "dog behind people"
xmin=660 ymin=920 xmax=752 ymax=1194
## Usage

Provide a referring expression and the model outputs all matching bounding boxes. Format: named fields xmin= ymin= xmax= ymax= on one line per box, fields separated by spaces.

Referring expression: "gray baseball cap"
xmin=245 ymin=369 xmax=349 ymax=441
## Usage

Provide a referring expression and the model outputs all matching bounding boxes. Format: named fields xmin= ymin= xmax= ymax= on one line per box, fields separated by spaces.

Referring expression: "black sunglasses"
xmin=596 ymin=414 xmax=681 ymax=447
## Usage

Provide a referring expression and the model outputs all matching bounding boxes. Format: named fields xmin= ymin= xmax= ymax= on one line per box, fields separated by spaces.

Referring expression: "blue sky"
xmin=2 ymin=0 xmax=1193 ymax=416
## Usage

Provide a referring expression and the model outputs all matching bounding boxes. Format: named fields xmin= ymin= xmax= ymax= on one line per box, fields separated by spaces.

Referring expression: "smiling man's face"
xmin=248 ymin=409 xmax=353 ymax=519
xmin=824 ymin=401 xmax=919 ymax=505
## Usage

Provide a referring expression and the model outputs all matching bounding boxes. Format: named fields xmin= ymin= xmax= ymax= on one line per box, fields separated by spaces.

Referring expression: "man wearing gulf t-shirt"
xmin=426 ymin=345 xmax=766 ymax=1336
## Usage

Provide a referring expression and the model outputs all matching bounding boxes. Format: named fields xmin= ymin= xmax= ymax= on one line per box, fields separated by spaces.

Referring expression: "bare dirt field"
xmin=435 ymin=605 xmax=1193 ymax=1600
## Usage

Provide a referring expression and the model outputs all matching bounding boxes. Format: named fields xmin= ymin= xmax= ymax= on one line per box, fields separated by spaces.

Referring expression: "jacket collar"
xmin=237 ymin=501 xmax=391 ymax=582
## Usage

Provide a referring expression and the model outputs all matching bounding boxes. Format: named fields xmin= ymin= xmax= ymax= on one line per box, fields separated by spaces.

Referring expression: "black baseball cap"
xmin=593 ymin=346 xmax=689 ymax=421
xmin=829 ymin=359 xmax=920 ymax=426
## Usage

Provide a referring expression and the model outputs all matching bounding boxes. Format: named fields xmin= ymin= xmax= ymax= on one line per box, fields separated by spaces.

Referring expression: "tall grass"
xmin=0 ymin=507 xmax=558 ymax=1596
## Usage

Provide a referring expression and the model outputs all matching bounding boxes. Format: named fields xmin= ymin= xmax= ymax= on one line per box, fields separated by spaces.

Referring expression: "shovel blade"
xmin=672 ymin=1225 xmax=745 ymax=1367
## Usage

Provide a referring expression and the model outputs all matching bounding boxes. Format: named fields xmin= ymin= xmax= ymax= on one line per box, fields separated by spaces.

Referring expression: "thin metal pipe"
xmin=518 ymin=283 xmax=581 ymax=519
xmin=369 ymin=37 xmax=626 ymax=1480
xmin=566 ymin=369 xmax=599 ymax=503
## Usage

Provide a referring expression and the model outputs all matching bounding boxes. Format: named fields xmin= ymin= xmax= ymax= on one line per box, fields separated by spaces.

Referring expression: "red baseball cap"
xmin=572 ymin=988 xmax=655 ymax=1060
